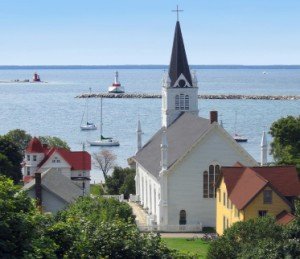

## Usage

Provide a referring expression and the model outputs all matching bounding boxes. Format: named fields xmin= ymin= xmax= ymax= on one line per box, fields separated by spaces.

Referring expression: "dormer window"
xmin=52 ymin=156 xmax=61 ymax=163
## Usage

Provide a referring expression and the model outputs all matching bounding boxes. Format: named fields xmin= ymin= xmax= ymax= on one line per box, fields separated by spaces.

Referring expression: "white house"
xmin=131 ymin=21 xmax=258 ymax=231
xmin=22 ymin=137 xmax=91 ymax=194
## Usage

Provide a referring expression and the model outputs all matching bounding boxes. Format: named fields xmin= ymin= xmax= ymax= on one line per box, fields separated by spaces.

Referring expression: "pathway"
xmin=127 ymin=201 xmax=148 ymax=227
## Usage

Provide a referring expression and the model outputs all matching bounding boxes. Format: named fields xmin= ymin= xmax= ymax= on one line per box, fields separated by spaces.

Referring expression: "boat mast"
xmin=100 ymin=97 xmax=103 ymax=138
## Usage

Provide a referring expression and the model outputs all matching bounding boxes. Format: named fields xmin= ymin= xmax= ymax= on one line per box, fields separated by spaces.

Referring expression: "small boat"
xmin=80 ymin=88 xmax=97 ymax=131
xmin=88 ymin=98 xmax=120 ymax=146
xmin=108 ymin=71 xmax=125 ymax=93
xmin=233 ymin=111 xmax=248 ymax=142
xmin=32 ymin=73 xmax=41 ymax=82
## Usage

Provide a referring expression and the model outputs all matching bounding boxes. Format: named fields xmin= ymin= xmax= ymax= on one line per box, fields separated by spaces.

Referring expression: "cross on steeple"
xmin=172 ymin=5 xmax=183 ymax=21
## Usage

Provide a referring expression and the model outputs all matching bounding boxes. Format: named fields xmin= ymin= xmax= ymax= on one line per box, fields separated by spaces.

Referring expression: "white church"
xmin=131 ymin=20 xmax=260 ymax=231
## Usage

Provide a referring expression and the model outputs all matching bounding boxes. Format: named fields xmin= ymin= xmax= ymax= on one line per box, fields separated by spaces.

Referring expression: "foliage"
xmin=0 ymin=136 xmax=23 ymax=183
xmin=38 ymin=136 xmax=70 ymax=150
xmin=0 ymin=176 xmax=56 ymax=258
xmin=5 ymin=129 xmax=32 ymax=155
xmin=93 ymin=150 xmax=116 ymax=181
xmin=90 ymin=183 xmax=105 ymax=196
xmin=106 ymin=166 xmax=136 ymax=199
xmin=269 ymin=116 xmax=300 ymax=168
xmin=208 ymin=206 xmax=300 ymax=259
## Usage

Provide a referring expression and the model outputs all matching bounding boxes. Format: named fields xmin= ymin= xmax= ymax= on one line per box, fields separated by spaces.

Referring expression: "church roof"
xmin=134 ymin=113 xmax=211 ymax=178
xmin=169 ymin=21 xmax=192 ymax=86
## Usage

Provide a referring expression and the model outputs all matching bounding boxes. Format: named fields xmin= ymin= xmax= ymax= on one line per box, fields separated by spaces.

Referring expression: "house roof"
xmin=219 ymin=165 xmax=300 ymax=210
xmin=38 ymin=147 xmax=91 ymax=171
xmin=134 ymin=113 xmax=212 ymax=178
xmin=276 ymin=210 xmax=296 ymax=225
xmin=22 ymin=169 xmax=83 ymax=203
xmin=26 ymin=137 xmax=44 ymax=153
xmin=169 ymin=21 xmax=192 ymax=86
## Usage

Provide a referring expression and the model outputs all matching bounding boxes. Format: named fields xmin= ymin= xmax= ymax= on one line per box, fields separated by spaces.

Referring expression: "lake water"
xmin=0 ymin=68 xmax=299 ymax=182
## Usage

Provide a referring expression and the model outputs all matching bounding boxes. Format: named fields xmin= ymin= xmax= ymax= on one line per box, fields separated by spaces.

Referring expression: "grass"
xmin=162 ymin=237 xmax=210 ymax=258
xmin=90 ymin=184 xmax=104 ymax=196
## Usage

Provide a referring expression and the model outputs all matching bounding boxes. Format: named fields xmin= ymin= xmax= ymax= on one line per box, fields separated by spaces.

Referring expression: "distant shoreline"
xmin=1 ymin=65 xmax=300 ymax=70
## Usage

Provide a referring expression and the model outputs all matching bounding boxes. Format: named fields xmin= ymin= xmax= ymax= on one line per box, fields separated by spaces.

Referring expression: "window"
xmin=223 ymin=193 xmax=226 ymax=207
xmin=223 ymin=216 xmax=226 ymax=231
xmin=33 ymin=155 xmax=37 ymax=161
xmin=179 ymin=210 xmax=186 ymax=225
xmin=203 ymin=164 xmax=220 ymax=198
xmin=259 ymin=210 xmax=267 ymax=217
xmin=184 ymin=95 xmax=189 ymax=110
xmin=27 ymin=155 xmax=30 ymax=161
xmin=175 ymin=95 xmax=179 ymax=110
xmin=263 ymin=190 xmax=272 ymax=204
xmin=180 ymin=94 xmax=185 ymax=110
xmin=27 ymin=167 xmax=30 ymax=176
xmin=218 ymin=189 xmax=221 ymax=202
xmin=203 ymin=171 xmax=208 ymax=198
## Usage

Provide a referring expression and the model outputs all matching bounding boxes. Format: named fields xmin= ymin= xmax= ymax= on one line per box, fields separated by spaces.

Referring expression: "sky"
xmin=0 ymin=0 xmax=299 ymax=65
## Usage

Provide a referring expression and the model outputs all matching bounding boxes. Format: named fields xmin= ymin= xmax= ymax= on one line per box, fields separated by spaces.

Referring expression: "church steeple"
xmin=162 ymin=19 xmax=199 ymax=127
xmin=169 ymin=21 xmax=192 ymax=87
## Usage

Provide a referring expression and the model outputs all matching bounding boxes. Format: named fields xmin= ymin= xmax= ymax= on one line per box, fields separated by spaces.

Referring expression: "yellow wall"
xmin=216 ymin=180 xmax=292 ymax=236
xmin=216 ymin=178 xmax=244 ymax=235
xmin=244 ymin=186 xmax=291 ymax=221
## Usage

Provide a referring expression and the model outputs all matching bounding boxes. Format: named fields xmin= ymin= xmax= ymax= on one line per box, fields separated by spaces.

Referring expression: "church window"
xmin=179 ymin=210 xmax=186 ymax=225
xmin=218 ymin=189 xmax=221 ymax=202
xmin=203 ymin=164 xmax=220 ymax=198
xmin=223 ymin=216 xmax=226 ymax=231
xmin=180 ymin=94 xmax=185 ymax=109
xmin=175 ymin=95 xmax=179 ymax=110
xmin=27 ymin=155 xmax=30 ymax=161
xmin=223 ymin=192 xmax=226 ymax=206
xmin=184 ymin=95 xmax=189 ymax=110
xmin=203 ymin=171 xmax=208 ymax=198
xmin=33 ymin=155 xmax=37 ymax=161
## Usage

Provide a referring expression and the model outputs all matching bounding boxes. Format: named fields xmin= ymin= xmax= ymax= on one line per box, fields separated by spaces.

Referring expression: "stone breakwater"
xmin=76 ymin=93 xmax=300 ymax=100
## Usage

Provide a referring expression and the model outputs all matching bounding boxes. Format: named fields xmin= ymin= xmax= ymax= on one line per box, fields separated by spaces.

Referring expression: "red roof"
xmin=26 ymin=137 xmax=45 ymax=153
xmin=218 ymin=164 xmax=300 ymax=210
xmin=276 ymin=210 xmax=296 ymax=225
xmin=37 ymin=147 xmax=91 ymax=171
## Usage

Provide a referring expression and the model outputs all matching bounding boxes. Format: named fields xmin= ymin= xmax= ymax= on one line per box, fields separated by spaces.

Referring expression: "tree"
xmin=5 ymin=129 xmax=32 ymax=155
xmin=93 ymin=150 xmax=116 ymax=181
xmin=0 ymin=136 xmax=23 ymax=183
xmin=269 ymin=116 xmax=300 ymax=168
xmin=38 ymin=136 xmax=70 ymax=150
xmin=106 ymin=167 xmax=136 ymax=199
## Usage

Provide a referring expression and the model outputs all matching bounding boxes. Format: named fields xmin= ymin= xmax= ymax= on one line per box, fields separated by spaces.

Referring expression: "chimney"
xmin=35 ymin=172 xmax=42 ymax=209
xmin=210 ymin=111 xmax=218 ymax=124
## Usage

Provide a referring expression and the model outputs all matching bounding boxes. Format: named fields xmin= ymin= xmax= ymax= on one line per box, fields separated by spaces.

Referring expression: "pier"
xmin=76 ymin=93 xmax=300 ymax=100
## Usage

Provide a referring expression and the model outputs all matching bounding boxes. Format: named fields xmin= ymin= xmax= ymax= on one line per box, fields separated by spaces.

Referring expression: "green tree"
xmin=269 ymin=116 xmax=300 ymax=168
xmin=0 ymin=136 xmax=23 ymax=183
xmin=5 ymin=129 xmax=32 ymax=155
xmin=38 ymin=136 xmax=70 ymax=150
xmin=106 ymin=167 xmax=136 ymax=199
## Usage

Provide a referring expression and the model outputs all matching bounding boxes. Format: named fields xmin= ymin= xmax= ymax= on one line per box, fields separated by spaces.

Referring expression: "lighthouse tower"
xmin=162 ymin=21 xmax=199 ymax=127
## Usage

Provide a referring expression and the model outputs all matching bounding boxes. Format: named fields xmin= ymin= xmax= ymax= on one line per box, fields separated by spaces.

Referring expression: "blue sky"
xmin=0 ymin=0 xmax=299 ymax=65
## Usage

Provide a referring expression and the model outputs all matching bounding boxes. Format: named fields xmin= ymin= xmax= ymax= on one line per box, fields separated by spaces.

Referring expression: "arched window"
xmin=180 ymin=94 xmax=185 ymax=110
xmin=179 ymin=210 xmax=186 ymax=225
xmin=203 ymin=164 xmax=220 ymax=198
xmin=203 ymin=171 xmax=208 ymax=198
xmin=184 ymin=95 xmax=189 ymax=110
xmin=175 ymin=95 xmax=179 ymax=110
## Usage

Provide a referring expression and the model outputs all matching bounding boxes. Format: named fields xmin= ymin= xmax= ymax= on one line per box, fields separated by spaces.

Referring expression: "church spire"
xmin=168 ymin=21 xmax=192 ymax=87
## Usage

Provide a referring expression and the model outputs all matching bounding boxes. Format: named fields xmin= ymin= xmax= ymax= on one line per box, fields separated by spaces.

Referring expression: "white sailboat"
xmin=88 ymin=98 xmax=120 ymax=146
xmin=80 ymin=88 xmax=97 ymax=131
xmin=233 ymin=111 xmax=248 ymax=142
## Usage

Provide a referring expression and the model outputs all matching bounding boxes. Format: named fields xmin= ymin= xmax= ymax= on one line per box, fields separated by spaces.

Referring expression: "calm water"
xmin=0 ymin=68 xmax=299 ymax=182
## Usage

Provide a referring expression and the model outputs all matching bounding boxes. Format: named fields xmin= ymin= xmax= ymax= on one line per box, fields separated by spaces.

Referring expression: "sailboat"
xmin=233 ymin=111 xmax=248 ymax=142
xmin=88 ymin=98 xmax=120 ymax=146
xmin=80 ymin=88 xmax=97 ymax=130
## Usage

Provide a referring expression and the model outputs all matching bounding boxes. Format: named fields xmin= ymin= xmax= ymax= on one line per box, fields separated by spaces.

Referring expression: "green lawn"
xmin=162 ymin=237 xmax=210 ymax=258
xmin=90 ymin=184 xmax=104 ymax=196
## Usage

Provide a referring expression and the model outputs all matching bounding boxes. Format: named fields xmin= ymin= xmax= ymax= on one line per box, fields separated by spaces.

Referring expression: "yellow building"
xmin=216 ymin=164 xmax=300 ymax=235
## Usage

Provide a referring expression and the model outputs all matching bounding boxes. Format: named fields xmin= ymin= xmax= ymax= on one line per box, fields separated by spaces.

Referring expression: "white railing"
xmin=129 ymin=194 xmax=139 ymax=202
xmin=102 ymin=194 xmax=124 ymax=202
xmin=138 ymin=224 xmax=202 ymax=232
